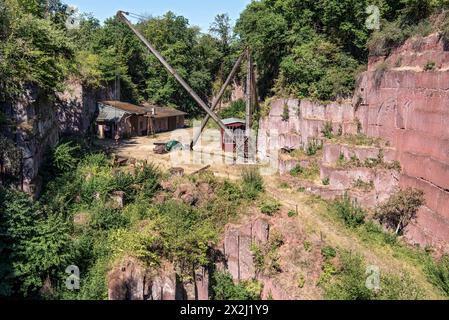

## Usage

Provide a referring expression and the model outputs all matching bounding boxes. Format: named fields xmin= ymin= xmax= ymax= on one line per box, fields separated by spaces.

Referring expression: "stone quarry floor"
xmin=94 ymin=128 xmax=255 ymax=180
xmin=94 ymin=131 xmax=443 ymax=299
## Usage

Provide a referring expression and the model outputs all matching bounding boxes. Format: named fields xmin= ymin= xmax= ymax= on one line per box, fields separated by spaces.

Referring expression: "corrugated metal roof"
xmin=97 ymin=104 xmax=127 ymax=122
xmin=222 ymin=118 xmax=246 ymax=126
xmin=98 ymin=100 xmax=187 ymax=119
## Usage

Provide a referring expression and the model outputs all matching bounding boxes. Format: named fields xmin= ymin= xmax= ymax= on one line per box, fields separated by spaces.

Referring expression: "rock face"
xmin=1 ymin=81 xmax=114 ymax=195
xmin=107 ymin=258 xmax=209 ymax=300
xmin=257 ymin=99 xmax=357 ymax=162
xmin=221 ymin=218 xmax=270 ymax=281
xmin=218 ymin=217 xmax=292 ymax=299
xmin=1 ymin=86 xmax=60 ymax=195
xmin=354 ymin=33 xmax=449 ymax=251
xmin=257 ymin=33 xmax=449 ymax=252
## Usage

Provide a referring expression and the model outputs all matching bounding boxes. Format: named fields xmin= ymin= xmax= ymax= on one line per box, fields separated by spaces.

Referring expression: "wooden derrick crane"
xmin=116 ymin=11 xmax=258 ymax=157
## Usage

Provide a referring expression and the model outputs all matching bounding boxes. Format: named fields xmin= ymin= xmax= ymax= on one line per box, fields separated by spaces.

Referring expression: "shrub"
xmin=251 ymin=233 xmax=283 ymax=276
xmin=424 ymin=61 xmax=436 ymax=71
xmin=211 ymin=271 xmax=261 ymax=300
xmin=241 ymin=167 xmax=264 ymax=199
xmin=281 ymin=103 xmax=289 ymax=121
xmin=321 ymin=121 xmax=334 ymax=139
xmin=322 ymin=177 xmax=330 ymax=186
xmin=260 ymin=199 xmax=281 ymax=216
xmin=290 ymin=164 xmax=304 ymax=177
xmin=321 ymin=246 xmax=337 ymax=260
xmin=306 ymin=140 xmax=322 ymax=156
xmin=219 ymin=99 xmax=246 ymax=119
xmin=51 ymin=142 xmax=81 ymax=173
xmin=334 ymin=193 xmax=365 ymax=228
xmin=288 ymin=210 xmax=298 ymax=218
xmin=375 ymin=188 xmax=425 ymax=235
xmin=425 ymin=255 xmax=449 ymax=296
xmin=324 ymin=251 xmax=423 ymax=300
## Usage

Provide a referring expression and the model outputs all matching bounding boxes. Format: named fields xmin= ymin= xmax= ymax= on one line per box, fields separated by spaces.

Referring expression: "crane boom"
xmin=116 ymin=11 xmax=234 ymax=139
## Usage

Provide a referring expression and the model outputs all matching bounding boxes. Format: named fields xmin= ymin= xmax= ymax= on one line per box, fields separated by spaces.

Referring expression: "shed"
xmin=96 ymin=100 xmax=187 ymax=139
xmin=220 ymin=118 xmax=247 ymax=152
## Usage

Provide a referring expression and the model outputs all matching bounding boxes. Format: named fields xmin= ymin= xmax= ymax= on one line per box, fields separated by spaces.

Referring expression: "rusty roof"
xmin=99 ymin=100 xmax=187 ymax=118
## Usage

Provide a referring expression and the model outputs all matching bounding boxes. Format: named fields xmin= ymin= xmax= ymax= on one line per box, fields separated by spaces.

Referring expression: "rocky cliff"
xmin=258 ymin=33 xmax=449 ymax=252
xmin=1 ymin=80 xmax=114 ymax=195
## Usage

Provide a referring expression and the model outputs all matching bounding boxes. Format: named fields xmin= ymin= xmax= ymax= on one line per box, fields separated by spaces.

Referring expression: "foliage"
xmin=375 ymin=188 xmax=425 ymax=234
xmin=322 ymin=177 xmax=330 ymax=186
xmin=0 ymin=0 xmax=74 ymax=99
xmin=0 ymin=188 xmax=74 ymax=297
xmin=281 ymin=103 xmax=289 ymax=121
xmin=260 ymin=198 xmax=281 ymax=216
xmin=211 ymin=271 xmax=261 ymax=300
xmin=323 ymin=250 xmax=423 ymax=300
xmin=425 ymin=255 xmax=449 ymax=296
xmin=251 ymin=232 xmax=284 ymax=276
xmin=424 ymin=60 xmax=436 ymax=71
xmin=306 ymin=140 xmax=322 ymax=156
xmin=219 ymin=99 xmax=246 ymax=119
xmin=241 ymin=166 xmax=264 ymax=199
xmin=333 ymin=194 xmax=366 ymax=228
xmin=322 ymin=122 xmax=334 ymax=139
xmin=290 ymin=161 xmax=320 ymax=181
xmin=51 ymin=142 xmax=81 ymax=172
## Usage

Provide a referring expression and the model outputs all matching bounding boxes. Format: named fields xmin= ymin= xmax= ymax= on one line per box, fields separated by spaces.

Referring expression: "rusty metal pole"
xmin=116 ymin=11 xmax=234 ymax=139
xmin=190 ymin=48 xmax=247 ymax=149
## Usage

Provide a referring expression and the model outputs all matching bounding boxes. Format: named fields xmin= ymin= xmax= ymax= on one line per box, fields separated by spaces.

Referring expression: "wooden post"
xmin=245 ymin=49 xmax=252 ymax=138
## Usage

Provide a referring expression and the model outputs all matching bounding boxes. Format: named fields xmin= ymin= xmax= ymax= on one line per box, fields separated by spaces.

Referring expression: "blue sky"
xmin=68 ymin=0 xmax=252 ymax=32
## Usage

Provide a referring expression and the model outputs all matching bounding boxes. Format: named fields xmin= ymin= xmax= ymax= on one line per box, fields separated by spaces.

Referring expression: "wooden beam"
xmin=190 ymin=48 xmax=247 ymax=149
xmin=116 ymin=11 xmax=234 ymax=139
xmin=245 ymin=49 xmax=253 ymax=138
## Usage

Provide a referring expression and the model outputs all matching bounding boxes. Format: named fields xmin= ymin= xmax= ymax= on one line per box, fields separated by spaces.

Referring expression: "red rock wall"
xmin=354 ymin=33 xmax=449 ymax=251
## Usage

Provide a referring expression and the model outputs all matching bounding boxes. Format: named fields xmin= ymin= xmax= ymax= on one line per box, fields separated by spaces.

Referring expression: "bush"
xmin=375 ymin=188 xmax=425 ymax=235
xmin=424 ymin=61 xmax=436 ymax=71
xmin=321 ymin=121 xmax=334 ymax=139
xmin=211 ymin=271 xmax=261 ymax=300
xmin=290 ymin=164 xmax=304 ymax=177
xmin=334 ymin=194 xmax=365 ymax=228
xmin=306 ymin=140 xmax=322 ymax=156
xmin=260 ymin=199 xmax=281 ymax=216
xmin=322 ymin=177 xmax=330 ymax=186
xmin=51 ymin=142 xmax=81 ymax=173
xmin=219 ymin=99 xmax=246 ymax=119
xmin=241 ymin=167 xmax=264 ymax=199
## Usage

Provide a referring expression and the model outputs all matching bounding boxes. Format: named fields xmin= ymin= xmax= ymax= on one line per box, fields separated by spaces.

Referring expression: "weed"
xmin=322 ymin=121 xmax=334 ymax=139
xmin=260 ymin=198 xmax=281 ymax=216
xmin=333 ymin=194 xmax=365 ymax=228
xmin=424 ymin=61 xmax=436 ymax=71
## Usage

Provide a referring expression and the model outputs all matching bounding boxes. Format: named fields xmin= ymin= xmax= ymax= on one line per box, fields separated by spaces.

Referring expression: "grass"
xmin=290 ymin=161 xmax=320 ymax=181
xmin=331 ymin=134 xmax=384 ymax=147
xmin=275 ymin=189 xmax=444 ymax=299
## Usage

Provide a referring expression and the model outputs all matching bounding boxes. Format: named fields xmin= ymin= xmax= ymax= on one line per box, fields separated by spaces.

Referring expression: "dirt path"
xmin=263 ymin=175 xmax=443 ymax=299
